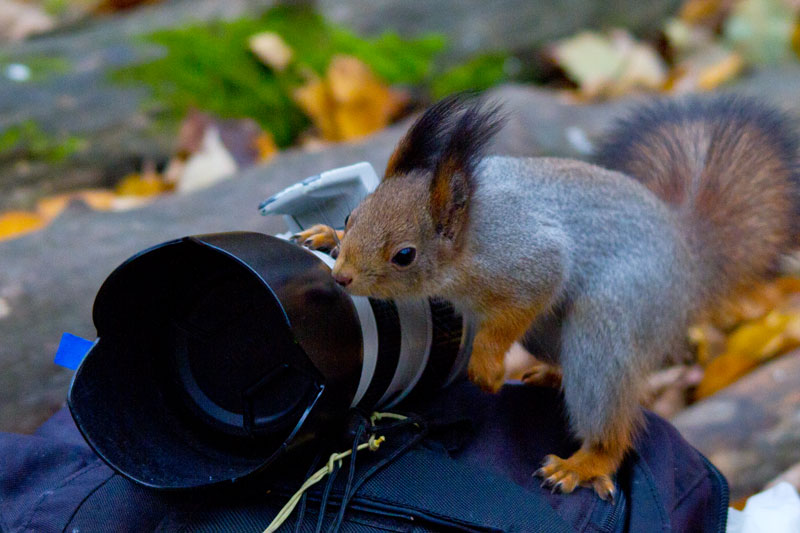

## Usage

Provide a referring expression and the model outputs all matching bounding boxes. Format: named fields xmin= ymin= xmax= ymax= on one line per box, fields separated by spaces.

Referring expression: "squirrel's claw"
xmin=521 ymin=361 xmax=563 ymax=388
xmin=536 ymin=453 xmax=616 ymax=501
xmin=290 ymin=224 xmax=342 ymax=252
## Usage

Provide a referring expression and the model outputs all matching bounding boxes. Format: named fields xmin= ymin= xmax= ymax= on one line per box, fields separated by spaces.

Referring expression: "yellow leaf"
xmin=667 ymin=45 xmax=744 ymax=93
xmin=254 ymin=132 xmax=278 ymax=163
xmin=0 ymin=211 xmax=47 ymax=242
xmin=695 ymin=310 xmax=800 ymax=398
xmin=293 ymin=55 xmax=405 ymax=141
xmin=696 ymin=51 xmax=745 ymax=90
xmin=680 ymin=0 xmax=727 ymax=25
xmin=688 ymin=322 xmax=727 ymax=366
xmin=115 ymin=172 xmax=172 ymax=197
xmin=36 ymin=194 xmax=72 ymax=221
xmin=293 ymin=76 xmax=339 ymax=140
xmin=75 ymin=189 xmax=119 ymax=211
xmin=792 ymin=16 xmax=800 ymax=59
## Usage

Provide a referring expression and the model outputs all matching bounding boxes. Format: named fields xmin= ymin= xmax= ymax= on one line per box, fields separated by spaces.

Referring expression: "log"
xmin=672 ymin=351 xmax=800 ymax=502
xmin=3 ymin=76 xmax=800 ymax=434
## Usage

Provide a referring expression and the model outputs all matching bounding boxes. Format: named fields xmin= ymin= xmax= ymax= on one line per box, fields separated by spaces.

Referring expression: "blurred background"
xmin=2 ymin=0 xmax=800 ymax=506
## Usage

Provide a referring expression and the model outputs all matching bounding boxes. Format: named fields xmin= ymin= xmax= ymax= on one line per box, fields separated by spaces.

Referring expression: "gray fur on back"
xmin=462 ymin=156 xmax=697 ymax=440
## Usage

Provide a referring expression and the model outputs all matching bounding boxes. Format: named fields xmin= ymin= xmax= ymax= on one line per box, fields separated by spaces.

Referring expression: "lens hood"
xmin=68 ymin=232 xmax=363 ymax=489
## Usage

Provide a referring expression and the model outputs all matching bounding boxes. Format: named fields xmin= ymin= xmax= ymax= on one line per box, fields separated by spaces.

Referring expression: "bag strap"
xmin=281 ymin=443 xmax=577 ymax=533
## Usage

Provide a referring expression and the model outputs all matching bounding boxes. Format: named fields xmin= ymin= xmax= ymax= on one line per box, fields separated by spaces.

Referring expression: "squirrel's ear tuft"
xmin=429 ymin=98 xmax=505 ymax=242
xmin=385 ymin=94 xmax=469 ymax=178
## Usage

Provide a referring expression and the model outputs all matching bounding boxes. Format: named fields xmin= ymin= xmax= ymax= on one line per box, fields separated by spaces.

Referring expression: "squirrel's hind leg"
xmin=535 ymin=293 xmax=647 ymax=500
xmin=521 ymin=360 xmax=563 ymax=388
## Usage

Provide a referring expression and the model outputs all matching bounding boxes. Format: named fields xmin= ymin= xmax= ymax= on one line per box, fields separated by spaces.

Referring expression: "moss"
xmin=113 ymin=6 xmax=446 ymax=147
xmin=0 ymin=121 xmax=87 ymax=163
xmin=430 ymin=53 xmax=511 ymax=99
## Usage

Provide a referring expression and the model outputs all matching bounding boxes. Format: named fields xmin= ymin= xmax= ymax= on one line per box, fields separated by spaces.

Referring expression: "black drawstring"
xmin=327 ymin=420 xmax=368 ymax=532
xmin=294 ymin=450 xmax=324 ymax=533
xmin=328 ymin=416 xmax=428 ymax=532
xmin=314 ymin=458 xmax=341 ymax=533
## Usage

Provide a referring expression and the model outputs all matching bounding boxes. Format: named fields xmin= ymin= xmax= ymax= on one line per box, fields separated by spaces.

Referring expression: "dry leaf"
xmin=679 ymin=0 xmax=735 ymax=26
xmin=76 ymin=189 xmax=119 ymax=211
xmin=176 ymin=127 xmax=238 ymax=194
xmin=0 ymin=0 xmax=55 ymax=43
xmin=249 ymin=32 xmax=293 ymax=71
xmin=254 ymin=132 xmax=278 ymax=163
xmin=792 ymin=15 xmax=800 ymax=58
xmin=695 ymin=309 xmax=800 ymax=398
xmin=293 ymin=55 xmax=406 ymax=141
xmin=724 ymin=0 xmax=797 ymax=64
xmin=0 ymin=211 xmax=46 ymax=241
xmin=115 ymin=172 xmax=171 ymax=197
xmin=644 ymin=364 xmax=704 ymax=418
xmin=293 ymin=75 xmax=338 ymax=140
xmin=689 ymin=322 xmax=728 ymax=365
xmin=666 ymin=44 xmax=745 ymax=93
xmin=550 ymin=30 xmax=667 ymax=99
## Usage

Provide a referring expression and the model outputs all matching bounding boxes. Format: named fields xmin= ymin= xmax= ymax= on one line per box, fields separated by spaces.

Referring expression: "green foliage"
xmin=0 ymin=121 xmax=86 ymax=163
xmin=431 ymin=53 xmax=510 ymax=99
xmin=114 ymin=6 xmax=445 ymax=147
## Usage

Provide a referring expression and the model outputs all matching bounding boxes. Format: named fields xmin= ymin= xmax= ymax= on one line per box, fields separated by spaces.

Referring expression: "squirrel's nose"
xmin=333 ymin=272 xmax=352 ymax=287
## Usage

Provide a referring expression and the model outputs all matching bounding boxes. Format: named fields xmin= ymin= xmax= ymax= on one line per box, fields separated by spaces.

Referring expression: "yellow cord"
xmin=263 ymin=411 xmax=408 ymax=533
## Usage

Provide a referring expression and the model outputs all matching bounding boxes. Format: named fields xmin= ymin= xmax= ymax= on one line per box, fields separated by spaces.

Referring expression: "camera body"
xmin=68 ymin=163 xmax=473 ymax=490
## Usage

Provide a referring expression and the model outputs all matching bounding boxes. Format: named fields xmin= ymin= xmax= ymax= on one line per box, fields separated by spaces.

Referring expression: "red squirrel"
xmin=293 ymin=95 xmax=799 ymax=499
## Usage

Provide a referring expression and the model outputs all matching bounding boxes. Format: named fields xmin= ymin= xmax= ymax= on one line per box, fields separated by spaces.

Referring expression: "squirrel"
xmin=292 ymin=94 xmax=800 ymax=500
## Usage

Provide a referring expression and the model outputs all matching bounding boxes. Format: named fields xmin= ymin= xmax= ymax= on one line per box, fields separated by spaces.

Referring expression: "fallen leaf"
xmin=293 ymin=75 xmax=338 ymax=140
xmin=644 ymin=364 xmax=704 ymax=419
xmin=92 ymin=0 xmax=163 ymax=14
xmin=666 ymin=44 xmax=745 ymax=93
xmin=550 ymin=30 xmax=667 ymax=98
xmin=176 ymin=127 xmax=238 ymax=194
xmin=75 ymin=189 xmax=119 ymax=211
xmin=0 ymin=211 xmax=47 ymax=241
xmin=0 ymin=0 xmax=55 ymax=42
xmin=724 ymin=0 xmax=797 ymax=64
xmin=249 ymin=32 xmax=293 ymax=71
xmin=792 ymin=15 xmax=800 ymax=58
xmin=254 ymin=132 xmax=278 ymax=163
xmin=293 ymin=55 xmax=406 ymax=141
xmin=35 ymin=194 xmax=71 ymax=221
xmin=115 ymin=172 xmax=171 ymax=197
xmin=689 ymin=322 xmax=728 ymax=365
xmin=679 ymin=0 xmax=735 ymax=26
xmin=695 ymin=309 xmax=800 ymax=398
xmin=696 ymin=50 xmax=745 ymax=89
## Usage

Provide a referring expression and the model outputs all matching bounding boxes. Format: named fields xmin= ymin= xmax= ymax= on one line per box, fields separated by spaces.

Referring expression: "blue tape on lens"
xmin=54 ymin=333 xmax=94 ymax=370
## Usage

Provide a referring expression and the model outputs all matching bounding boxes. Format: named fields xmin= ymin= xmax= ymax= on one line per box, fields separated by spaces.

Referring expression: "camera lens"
xmin=68 ymin=232 xmax=472 ymax=489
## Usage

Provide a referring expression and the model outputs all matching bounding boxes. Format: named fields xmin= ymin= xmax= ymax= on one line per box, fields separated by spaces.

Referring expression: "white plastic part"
xmin=379 ymin=299 xmax=433 ymax=408
xmin=310 ymin=251 xmax=379 ymax=408
xmin=259 ymin=162 xmax=380 ymax=237
xmin=727 ymin=482 xmax=800 ymax=533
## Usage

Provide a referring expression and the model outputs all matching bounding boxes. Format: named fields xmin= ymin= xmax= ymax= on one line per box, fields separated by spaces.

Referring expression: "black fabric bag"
xmin=0 ymin=382 xmax=727 ymax=532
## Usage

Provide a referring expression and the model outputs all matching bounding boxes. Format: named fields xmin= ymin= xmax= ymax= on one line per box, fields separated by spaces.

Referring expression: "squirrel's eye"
xmin=391 ymin=247 xmax=416 ymax=267
xmin=344 ymin=213 xmax=350 ymax=227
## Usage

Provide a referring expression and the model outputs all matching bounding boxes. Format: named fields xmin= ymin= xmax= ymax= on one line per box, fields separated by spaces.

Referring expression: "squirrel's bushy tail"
xmin=596 ymin=96 xmax=800 ymax=311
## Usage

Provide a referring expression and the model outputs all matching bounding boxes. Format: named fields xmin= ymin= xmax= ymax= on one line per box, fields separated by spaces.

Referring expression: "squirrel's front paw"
xmin=290 ymin=224 xmax=343 ymax=253
xmin=536 ymin=452 xmax=616 ymax=501
xmin=467 ymin=355 xmax=505 ymax=393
